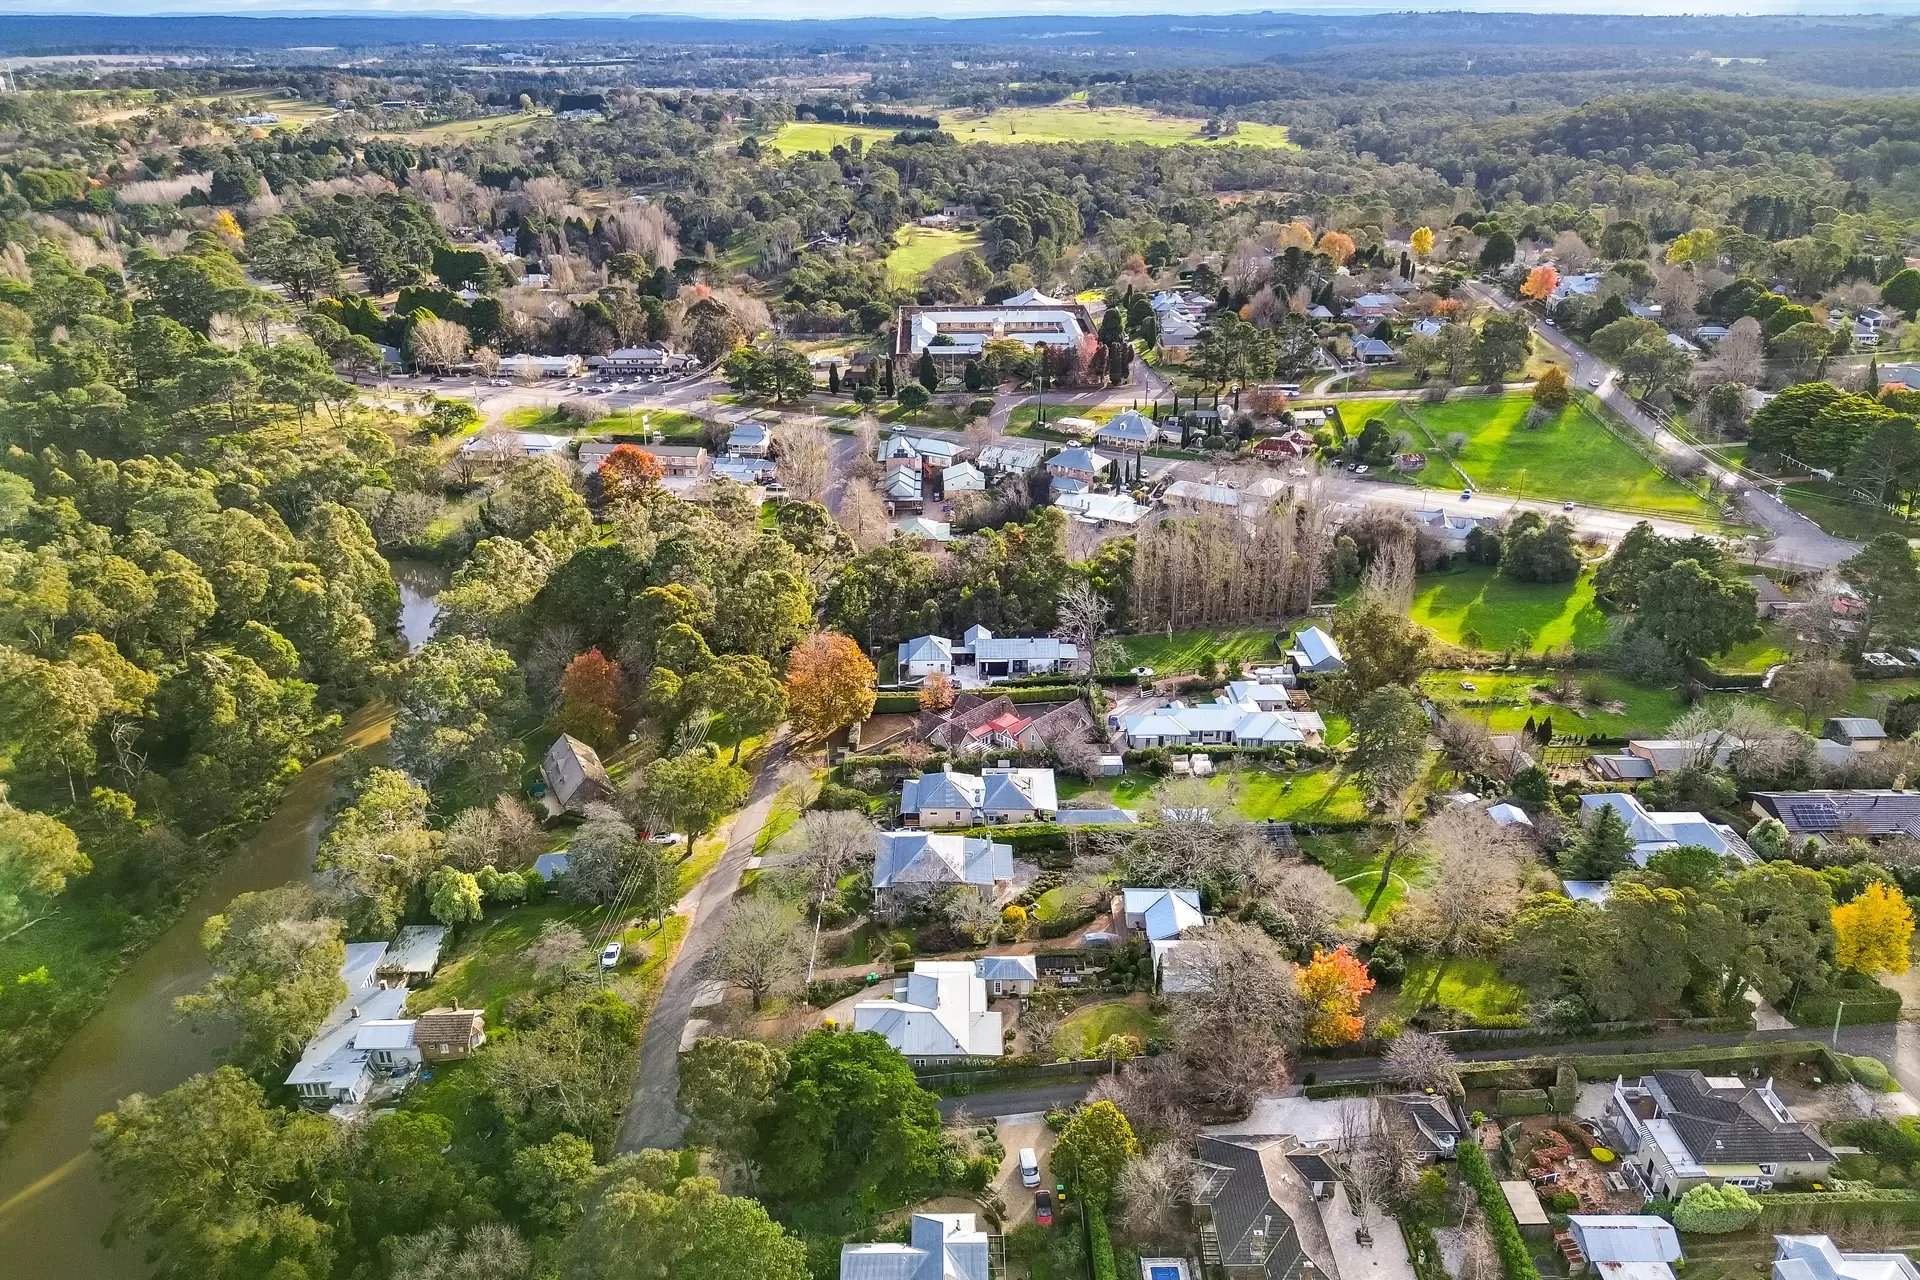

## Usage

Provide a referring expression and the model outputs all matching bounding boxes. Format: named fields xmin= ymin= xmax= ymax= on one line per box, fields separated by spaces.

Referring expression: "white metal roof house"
xmin=977 ymin=443 xmax=1044 ymax=475
xmin=1486 ymin=802 xmax=1533 ymax=828
xmin=500 ymin=353 xmax=585 ymax=378
xmin=897 ymin=634 xmax=955 ymax=680
xmin=894 ymin=303 xmax=1093 ymax=366
xmin=943 ymin=461 xmax=986 ymax=493
xmin=727 ymin=421 xmax=774 ymax=456
xmin=286 ymin=943 xmax=411 ymax=1109
xmin=1121 ymin=887 xmax=1205 ymax=941
xmin=873 ymin=831 xmax=1014 ymax=917
xmin=1056 ymin=491 xmax=1146 ymax=526
xmin=1774 ymin=1236 xmax=1920 ymax=1280
xmin=900 ymin=765 xmax=1058 ymax=827
xmin=894 ymin=516 xmax=953 ymax=544
xmin=975 ymin=953 xmax=1038 ymax=995
xmin=1568 ymin=1216 xmax=1683 ymax=1280
xmin=1287 ymin=625 xmax=1345 ymax=674
xmin=842 ymin=1212 xmax=991 ymax=1280
xmin=1094 ymin=410 xmax=1157 ymax=452
xmin=1114 ymin=697 xmax=1324 ymax=750
xmin=1578 ymin=793 xmax=1754 ymax=866
xmin=459 ymin=430 xmax=571 ymax=460
xmin=852 ymin=962 xmax=1003 ymax=1062
xmin=881 ymin=433 xmax=963 ymax=464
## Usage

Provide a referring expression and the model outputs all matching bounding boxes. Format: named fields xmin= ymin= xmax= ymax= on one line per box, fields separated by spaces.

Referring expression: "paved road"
xmin=934 ymin=1080 xmax=1100 ymax=1120
xmin=1468 ymin=281 xmax=1861 ymax=570
xmin=616 ymin=739 xmax=790 ymax=1154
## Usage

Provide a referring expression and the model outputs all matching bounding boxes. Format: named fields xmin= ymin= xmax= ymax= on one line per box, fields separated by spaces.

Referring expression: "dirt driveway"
xmin=992 ymin=1112 xmax=1056 ymax=1229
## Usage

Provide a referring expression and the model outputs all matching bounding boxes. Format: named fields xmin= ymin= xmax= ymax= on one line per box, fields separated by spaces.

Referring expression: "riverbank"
xmin=0 ymin=705 xmax=394 ymax=1280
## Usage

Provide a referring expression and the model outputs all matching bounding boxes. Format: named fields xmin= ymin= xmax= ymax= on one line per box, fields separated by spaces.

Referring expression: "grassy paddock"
xmin=772 ymin=106 xmax=1295 ymax=153
xmin=1408 ymin=566 xmax=1609 ymax=654
xmin=1404 ymin=395 xmax=1715 ymax=518
xmin=1417 ymin=669 xmax=1690 ymax=739
xmin=1114 ymin=626 xmax=1279 ymax=673
xmin=886 ymin=226 xmax=985 ymax=285
xmin=1053 ymin=995 xmax=1163 ymax=1058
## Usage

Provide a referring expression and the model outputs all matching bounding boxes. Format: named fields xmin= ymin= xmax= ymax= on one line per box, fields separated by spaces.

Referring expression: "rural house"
xmin=541 ymin=734 xmax=614 ymax=815
xmin=1774 ymin=1235 xmax=1920 ymax=1280
xmin=1285 ymin=625 xmax=1345 ymax=674
xmin=899 ymin=765 xmax=1059 ymax=826
xmin=1192 ymin=1136 xmax=1309 ymax=1280
xmin=841 ymin=1213 xmax=990 ymax=1280
xmin=1578 ymin=793 xmax=1755 ymax=866
xmin=975 ymin=954 xmax=1038 ymax=996
xmin=1750 ymin=790 xmax=1920 ymax=840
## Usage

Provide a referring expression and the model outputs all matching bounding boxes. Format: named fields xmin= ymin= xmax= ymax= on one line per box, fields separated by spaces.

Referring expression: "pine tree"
xmin=1868 ymin=356 xmax=1881 ymax=397
xmin=828 ymin=363 xmax=841 ymax=394
xmin=915 ymin=350 xmax=938 ymax=392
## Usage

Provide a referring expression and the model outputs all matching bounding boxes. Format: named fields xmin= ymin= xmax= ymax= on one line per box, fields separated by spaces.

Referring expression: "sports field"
xmin=885 ymin=226 xmax=985 ymax=285
xmin=1402 ymin=395 xmax=1715 ymax=518
xmin=770 ymin=104 xmax=1294 ymax=153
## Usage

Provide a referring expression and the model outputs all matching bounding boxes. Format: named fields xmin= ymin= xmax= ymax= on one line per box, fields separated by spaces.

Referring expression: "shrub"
xmin=1548 ymin=1190 xmax=1581 ymax=1213
xmin=1458 ymin=1142 xmax=1543 ymax=1280
xmin=813 ymin=782 xmax=870 ymax=811
xmin=1673 ymin=1183 xmax=1762 ymax=1234
xmin=1846 ymin=1054 xmax=1897 ymax=1092
xmin=1549 ymin=1064 xmax=1579 ymax=1113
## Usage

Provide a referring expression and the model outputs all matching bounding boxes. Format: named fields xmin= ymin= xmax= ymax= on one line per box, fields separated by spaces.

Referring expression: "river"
xmin=0 ymin=570 xmax=441 ymax=1279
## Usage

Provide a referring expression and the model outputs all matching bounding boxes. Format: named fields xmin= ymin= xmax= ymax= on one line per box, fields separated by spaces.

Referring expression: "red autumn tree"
xmin=917 ymin=670 xmax=956 ymax=712
xmin=552 ymin=647 xmax=625 ymax=747
xmin=600 ymin=444 xmax=664 ymax=505
xmin=1296 ymin=945 xmax=1375 ymax=1047
xmin=1521 ymin=264 xmax=1561 ymax=303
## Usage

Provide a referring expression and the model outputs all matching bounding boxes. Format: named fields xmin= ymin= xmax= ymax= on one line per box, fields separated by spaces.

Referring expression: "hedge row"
xmin=1549 ymin=1065 xmax=1579 ymax=1113
xmin=1495 ymin=1088 xmax=1551 ymax=1117
xmin=1088 ymin=1201 xmax=1118 ymax=1280
xmin=1758 ymin=1188 xmax=1920 ymax=1227
xmin=1453 ymin=1041 xmax=1841 ymax=1092
xmin=1458 ymin=1142 xmax=1542 ymax=1280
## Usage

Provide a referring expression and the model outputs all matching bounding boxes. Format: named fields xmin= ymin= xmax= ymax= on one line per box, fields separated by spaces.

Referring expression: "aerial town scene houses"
xmin=5 ymin=10 xmax=1920 ymax=1280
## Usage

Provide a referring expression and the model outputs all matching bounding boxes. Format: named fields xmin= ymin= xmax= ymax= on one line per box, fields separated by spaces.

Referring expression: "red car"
xmin=1034 ymin=1190 xmax=1054 ymax=1226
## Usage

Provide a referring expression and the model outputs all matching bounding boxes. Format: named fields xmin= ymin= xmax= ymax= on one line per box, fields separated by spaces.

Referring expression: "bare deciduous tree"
xmin=1383 ymin=1029 xmax=1461 ymax=1094
xmin=1053 ymin=580 xmax=1110 ymax=675
xmin=706 ymin=897 xmax=805 ymax=1010
xmin=410 ymin=317 xmax=471 ymax=374
xmin=1117 ymin=1142 xmax=1196 ymax=1238
xmin=943 ymin=887 xmax=1003 ymax=945
xmin=771 ymin=809 xmax=873 ymax=910
xmin=775 ymin=421 xmax=833 ymax=504
xmin=836 ymin=478 xmax=893 ymax=550
xmin=445 ymin=794 xmax=547 ymax=869
xmin=1435 ymin=713 xmax=1496 ymax=783
xmin=524 ymin=920 xmax=589 ymax=979
xmin=1167 ymin=921 xmax=1303 ymax=1115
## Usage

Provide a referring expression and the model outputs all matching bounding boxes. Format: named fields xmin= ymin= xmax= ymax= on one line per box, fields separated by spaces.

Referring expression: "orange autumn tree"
xmin=785 ymin=631 xmax=876 ymax=740
xmin=1297 ymin=945 xmax=1374 ymax=1046
xmin=918 ymin=670 xmax=956 ymax=712
xmin=1317 ymin=231 xmax=1355 ymax=269
xmin=601 ymin=444 xmax=664 ymax=505
xmin=1521 ymin=264 xmax=1561 ymax=303
xmin=552 ymin=647 xmax=625 ymax=747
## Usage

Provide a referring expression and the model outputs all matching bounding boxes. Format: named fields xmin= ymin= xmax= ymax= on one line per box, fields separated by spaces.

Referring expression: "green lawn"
xmin=768 ymin=121 xmax=902 ymax=153
xmin=1052 ymin=995 xmax=1163 ymax=1058
xmin=1298 ymin=833 xmax=1429 ymax=922
xmin=1403 ymin=396 xmax=1716 ymax=519
xmin=886 ymin=226 xmax=985 ymax=285
xmin=405 ymin=902 xmax=601 ymax=1024
xmin=942 ymin=105 xmax=1295 ymax=148
xmin=771 ymin=106 xmax=1294 ymax=154
xmin=1408 ymin=566 xmax=1609 ymax=654
xmin=819 ymin=400 xmax=964 ymax=431
xmin=1058 ymin=766 xmax=1368 ymax=824
xmin=592 ymin=408 xmax=709 ymax=442
xmin=1392 ymin=958 xmax=1526 ymax=1019
xmin=1114 ymin=626 xmax=1280 ymax=674
xmin=1707 ymin=626 xmax=1795 ymax=675
xmin=1417 ymin=668 xmax=1690 ymax=739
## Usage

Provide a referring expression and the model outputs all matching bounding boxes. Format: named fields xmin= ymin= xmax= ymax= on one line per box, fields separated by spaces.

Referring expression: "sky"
xmin=4 ymin=0 xmax=1920 ymax=16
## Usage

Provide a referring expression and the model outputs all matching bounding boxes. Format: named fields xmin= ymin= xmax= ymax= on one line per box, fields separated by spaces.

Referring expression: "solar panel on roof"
xmin=1789 ymin=800 xmax=1842 ymax=830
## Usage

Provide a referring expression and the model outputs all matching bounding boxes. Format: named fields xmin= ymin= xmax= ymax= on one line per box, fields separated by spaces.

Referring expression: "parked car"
xmin=600 ymin=941 xmax=623 ymax=970
xmin=1460 ymin=488 xmax=1473 ymax=501
xmin=1354 ymin=465 xmax=1369 ymax=475
xmin=649 ymin=832 xmax=685 ymax=846
xmin=1034 ymin=1191 xmax=1054 ymax=1226
xmin=1563 ymin=500 xmax=1576 ymax=511
xmin=1588 ymin=376 xmax=1603 ymax=388
xmin=1130 ymin=666 xmax=1155 ymax=678
xmin=1020 ymin=1148 xmax=1040 ymax=1188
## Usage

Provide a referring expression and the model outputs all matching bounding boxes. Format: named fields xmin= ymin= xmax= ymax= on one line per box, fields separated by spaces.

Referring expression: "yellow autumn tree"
xmin=1410 ymin=226 xmax=1435 ymax=260
xmin=1521 ymin=264 xmax=1560 ymax=303
xmin=1835 ymin=882 xmax=1915 ymax=975
xmin=1296 ymin=945 xmax=1374 ymax=1047
xmin=212 ymin=209 xmax=245 ymax=250
xmin=1317 ymin=231 xmax=1356 ymax=269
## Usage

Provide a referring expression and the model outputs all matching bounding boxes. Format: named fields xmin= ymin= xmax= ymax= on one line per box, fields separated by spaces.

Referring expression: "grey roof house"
xmin=1094 ymin=410 xmax=1157 ymax=451
xmin=852 ymin=962 xmax=1002 ymax=1061
xmin=1286 ymin=625 xmax=1344 ymax=674
xmin=541 ymin=734 xmax=613 ymax=814
xmin=1750 ymin=790 xmax=1920 ymax=838
xmin=1824 ymin=718 xmax=1888 ymax=750
xmin=899 ymin=766 xmax=1058 ymax=826
xmin=1578 ymin=793 xmax=1754 ymax=866
xmin=1605 ymin=1070 xmax=1833 ymax=1199
xmin=1193 ymin=1136 xmax=1308 ymax=1280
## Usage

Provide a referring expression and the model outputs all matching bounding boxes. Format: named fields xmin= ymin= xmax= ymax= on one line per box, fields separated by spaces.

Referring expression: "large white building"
xmin=893 ymin=303 xmax=1094 ymax=374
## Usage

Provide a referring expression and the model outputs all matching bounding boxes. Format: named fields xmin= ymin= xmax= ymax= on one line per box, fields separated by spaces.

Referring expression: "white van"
xmin=1019 ymin=1148 xmax=1040 ymax=1188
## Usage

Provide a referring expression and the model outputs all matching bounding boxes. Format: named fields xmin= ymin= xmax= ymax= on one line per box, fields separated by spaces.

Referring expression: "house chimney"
xmin=453 ymin=999 xmax=461 ymax=1011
